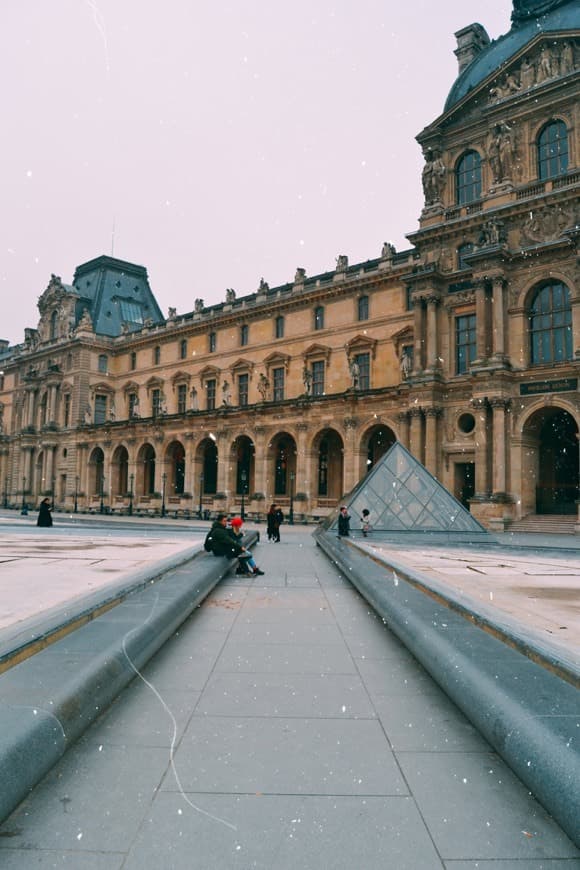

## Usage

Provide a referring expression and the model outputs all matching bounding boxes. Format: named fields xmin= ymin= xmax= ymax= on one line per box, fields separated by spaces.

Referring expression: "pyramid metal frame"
xmin=322 ymin=441 xmax=489 ymax=540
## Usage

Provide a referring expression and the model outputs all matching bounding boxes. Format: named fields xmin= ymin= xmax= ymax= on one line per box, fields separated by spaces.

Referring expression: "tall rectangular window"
xmin=273 ymin=367 xmax=285 ymax=401
xmin=314 ymin=306 xmax=324 ymax=331
xmin=153 ymin=346 xmax=161 ymax=365
xmin=179 ymin=339 xmax=187 ymax=360
xmin=240 ymin=324 xmax=249 ymax=347
xmin=357 ymin=296 xmax=369 ymax=321
xmin=238 ymin=373 xmax=249 ymax=406
xmin=209 ymin=332 xmax=216 ymax=353
xmin=94 ymin=394 xmax=107 ymax=424
xmin=98 ymin=354 xmax=108 ymax=373
xmin=177 ymin=384 xmax=187 ymax=414
xmin=275 ymin=316 xmax=284 ymax=339
xmin=152 ymin=389 xmax=161 ymax=417
xmin=456 ymin=314 xmax=476 ymax=374
xmin=129 ymin=392 xmax=138 ymax=417
xmin=312 ymin=360 xmax=325 ymax=396
xmin=130 ymin=351 xmax=137 ymax=370
xmin=206 ymin=379 xmax=216 ymax=410
xmin=354 ymin=352 xmax=370 ymax=390
xmin=63 ymin=393 xmax=71 ymax=428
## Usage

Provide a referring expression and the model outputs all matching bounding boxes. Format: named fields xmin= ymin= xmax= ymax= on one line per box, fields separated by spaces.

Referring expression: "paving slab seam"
xmin=314 ymin=529 xmax=580 ymax=849
xmin=0 ymin=547 xmax=254 ymax=826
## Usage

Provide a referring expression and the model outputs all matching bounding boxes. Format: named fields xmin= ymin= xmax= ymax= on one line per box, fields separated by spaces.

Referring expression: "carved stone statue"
xmin=381 ymin=242 xmax=396 ymax=260
xmin=225 ymin=288 xmax=236 ymax=303
xmin=487 ymin=121 xmax=517 ymax=184
xmin=84 ymin=403 xmax=92 ymax=425
xmin=190 ymin=386 xmax=199 ymax=411
xmin=302 ymin=366 xmax=312 ymax=395
xmin=131 ymin=397 xmax=141 ymax=418
xmin=222 ymin=381 xmax=232 ymax=406
xmin=422 ymin=148 xmax=446 ymax=205
xmin=519 ymin=57 xmax=536 ymax=90
xmin=560 ymin=41 xmax=575 ymax=76
xmin=349 ymin=358 xmax=360 ymax=390
xmin=478 ymin=218 xmax=506 ymax=247
xmin=294 ymin=267 xmax=306 ymax=283
xmin=194 ymin=298 xmax=204 ymax=313
xmin=258 ymin=278 xmax=269 ymax=293
xmin=400 ymin=350 xmax=412 ymax=380
xmin=537 ymin=45 xmax=554 ymax=82
xmin=167 ymin=307 xmax=177 ymax=319
xmin=258 ymin=373 xmax=270 ymax=401
xmin=77 ymin=309 xmax=93 ymax=332
xmin=335 ymin=255 xmax=348 ymax=272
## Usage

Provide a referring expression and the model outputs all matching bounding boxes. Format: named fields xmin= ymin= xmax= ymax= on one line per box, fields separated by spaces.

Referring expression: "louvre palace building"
xmin=0 ymin=0 xmax=579 ymax=532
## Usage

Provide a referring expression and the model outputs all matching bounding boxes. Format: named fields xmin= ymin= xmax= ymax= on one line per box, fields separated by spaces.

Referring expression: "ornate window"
xmin=240 ymin=324 xmax=249 ymax=347
xmin=538 ymin=120 xmax=568 ymax=180
xmin=456 ymin=150 xmax=481 ymax=205
xmin=94 ymin=394 xmax=107 ymax=424
xmin=98 ymin=354 xmax=108 ymax=373
xmin=357 ymin=295 xmax=369 ymax=321
xmin=529 ymin=281 xmax=572 ymax=365
xmin=455 ymin=314 xmax=476 ymax=374
xmin=63 ymin=393 xmax=71 ymax=428
xmin=273 ymin=367 xmax=285 ymax=401
xmin=312 ymin=360 xmax=325 ymax=396
xmin=128 ymin=392 xmax=139 ymax=417
xmin=50 ymin=310 xmax=58 ymax=340
xmin=314 ymin=306 xmax=324 ymax=331
xmin=179 ymin=339 xmax=188 ymax=360
xmin=153 ymin=345 xmax=161 ymax=365
xmin=130 ymin=351 xmax=137 ymax=371
xmin=353 ymin=352 xmax=370 ymax=390
xmin=238 ymin=373 xmax=249 ymax=406
xmin=177 ymin=383 xmax=187 ymax=414
xmin=206 ymin=378 xmax=216 ymax=410
xmin=209 ymin=332 xmax=216 ymax=353
xmin=275 ymin=316 xmax=284 ymax=339
xmin=151 ymin=388 xmax=161 ymax=417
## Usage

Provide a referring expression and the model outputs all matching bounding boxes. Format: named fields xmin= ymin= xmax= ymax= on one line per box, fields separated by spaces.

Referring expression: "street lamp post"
xmin=240 ymin=469 xmax=247 ymax=521
xmin=128 ymin=473 xmax=134 ymax=516
xmin=289 ymin=470 xmax=295 ymax=525
xmin=198 ymin=472 xmax=204 ymax=519
xmin=21 ymin=476 xmax=27 ymax=516
xmin=161 ymin=472 xmax=167 ymax=518
xmin=74 ymin=475 xmax=79 ymax=514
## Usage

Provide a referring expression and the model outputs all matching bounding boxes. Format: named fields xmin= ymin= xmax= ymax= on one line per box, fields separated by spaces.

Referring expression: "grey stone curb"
xmin=0 ymin=536 xmax=257 ymax=825
xmin=315 ymin=529 xmax=580 ymax=849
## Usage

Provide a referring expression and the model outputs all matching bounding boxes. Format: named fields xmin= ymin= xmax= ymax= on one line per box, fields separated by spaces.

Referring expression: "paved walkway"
xmin=0 ymin=530 xmax=578 ymax=868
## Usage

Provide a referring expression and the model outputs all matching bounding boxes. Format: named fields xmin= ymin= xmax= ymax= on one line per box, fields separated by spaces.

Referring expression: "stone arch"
xmin=268 ymin=431 xmax=297 ymax=498
xmin=311 ymin=427 xmax=345 ymax=501
xmin=360 ymin=422 xmax=397 ymax=478
xmin=136 ymin=443 xmax=156 ymax=496
xmin=518 ymin=402 xmax=579 ymax=516
xmin=88 ymin=446 xmax=105 ymax=497
xmin=165 ymin=440 xmax=186 ymax=496
xmin=196 ymin=436 xmax=218 ymax=495
xmin=231 ymin=434 xmax=255 ymax=496
xmin=111 ymin=444 xmax=129 ymax=497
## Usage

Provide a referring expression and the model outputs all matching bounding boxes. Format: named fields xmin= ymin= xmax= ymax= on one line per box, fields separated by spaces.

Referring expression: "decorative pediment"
xmin=90 ymin=381 xmax=114 ymax=396
xmin=264 ymin=351 xmax=290 ymax=370
xmin=145 ymin=376 xmax=164 ymax=392
xmin=122 ymin=380 xmax=140 ymax=394
xmin=230 ymin=357 xmax=255 ymax=374
xmin=303 ymin=343 xmax=331 ymax=361
xmin=345 ymin=334 xmax=378 ymax=358
xmin=198 ymin=364 xmax=221 ymax=381
xmin=171 ymin=369 xmax=191 ymax=385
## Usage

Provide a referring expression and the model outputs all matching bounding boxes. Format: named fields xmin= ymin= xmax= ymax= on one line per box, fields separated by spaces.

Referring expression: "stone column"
xmin=215 ymin=429 xmax=230 ymax=496
xmin=250 ymin=427 xmax=266 ymax=499
xmin=397 ymin=411 xmax=410 ymax=449
xmin=474 ymin=281 xmax=489 ymax=362
xmin=48 ymin=385 xmax=59 ymax=425
xmin=425 ymin=295 xmax=440 ymax=371
xmin=424 ymin=408 xmax=441 ymax=477
xmin=343 ymin=417 xmax=359 ymax=492
xmin=412 ymin=298 xmax=425 ymax=374
xmin=295 ymin=423 xmax=309 ymax=497
xmin=491 ymin=277 xmax=506 ymax=359
xmin=77 ymin=443 xmax=89 ymax=499
xmin=44 ymin=443 xmax=56 ymax=494
xmin=22 ymin=447 xmax=33 ymax=489
xmin=471 ymin=398 xmax=490 ymax=497
xmin=409 ymin=408 xmax=423 ymax=462
xmin=490 ymin=398 xmax=510 ymax=497
xmin=26 ymin=390 xmax=35 ymax=429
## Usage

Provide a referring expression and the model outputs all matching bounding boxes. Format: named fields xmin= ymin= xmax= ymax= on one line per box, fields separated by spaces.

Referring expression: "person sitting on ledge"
xmin=204 ymin=513 xmax=264 ymax=576
xmin=229 ymin=516 xmax=264 ymax=575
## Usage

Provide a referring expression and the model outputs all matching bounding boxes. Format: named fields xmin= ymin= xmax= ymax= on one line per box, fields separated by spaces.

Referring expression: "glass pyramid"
xmin=323 ymin=441 xmax=489 ymax=541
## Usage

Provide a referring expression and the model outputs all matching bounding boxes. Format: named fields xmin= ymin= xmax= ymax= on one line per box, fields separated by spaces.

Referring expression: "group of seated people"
xmin=204 ymin=513 xmax=264 ymax=575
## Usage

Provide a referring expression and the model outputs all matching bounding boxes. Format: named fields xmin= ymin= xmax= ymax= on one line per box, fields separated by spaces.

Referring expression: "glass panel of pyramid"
xmin=323 ymin=441 xmax=488 ymax=539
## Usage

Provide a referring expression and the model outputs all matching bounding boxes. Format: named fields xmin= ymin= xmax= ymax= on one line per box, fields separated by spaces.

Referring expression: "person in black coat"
xmin=205 ymin=514 xmax=262 ymax=575
xmin=337 ymin=505 xmax=351 ymax=537
xmin=37 ymin=498 xmax=53 ymax=527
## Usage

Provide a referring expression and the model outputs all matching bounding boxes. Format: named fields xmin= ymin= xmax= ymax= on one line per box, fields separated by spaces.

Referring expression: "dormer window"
xmin=538 ymin=120 xmax=568 ymax=180
xmin=456 ymin=150 xmax=481 ymax=205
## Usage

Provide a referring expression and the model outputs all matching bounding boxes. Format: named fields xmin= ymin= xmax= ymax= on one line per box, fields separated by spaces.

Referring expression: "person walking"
xmin=37 ymin=497 xmax=53 ymax=527
xmin=337 ymin=505 xmax=351 ymax=537
xmin=273 ymin=504 xmax=284 ymax=542
xmin=360 ymin=508 xmax=371 ymax=537
xmin=267 ymin=504 xmax=277 ymax=541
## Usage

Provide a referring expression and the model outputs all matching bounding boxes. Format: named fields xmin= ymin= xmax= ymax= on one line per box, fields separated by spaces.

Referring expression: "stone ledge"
xmin=314 ymin=529 xmax=580 ymax=849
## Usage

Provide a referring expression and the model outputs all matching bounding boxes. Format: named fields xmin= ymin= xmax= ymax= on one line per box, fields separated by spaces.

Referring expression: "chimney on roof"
xmin=454 ymin=23 xmax=490 ymax=74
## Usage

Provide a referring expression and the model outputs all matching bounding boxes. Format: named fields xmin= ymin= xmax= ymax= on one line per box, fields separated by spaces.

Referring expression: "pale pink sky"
xmin=1 ymin=1 xmax=512 ymax=345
